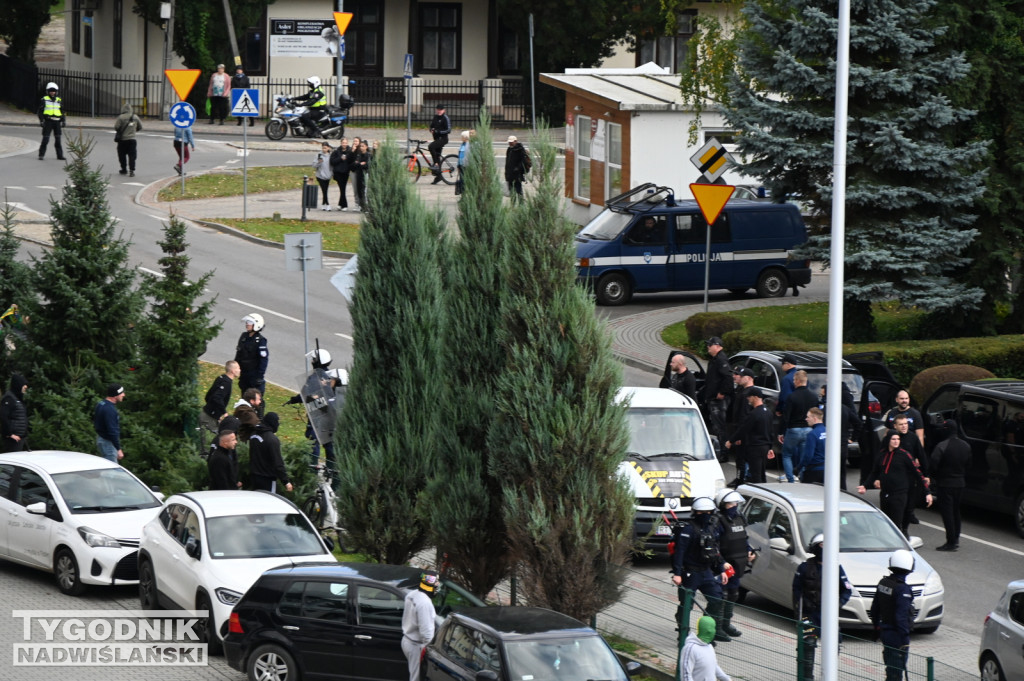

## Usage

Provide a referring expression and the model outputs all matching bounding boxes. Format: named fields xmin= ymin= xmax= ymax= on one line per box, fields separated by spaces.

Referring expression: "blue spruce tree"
xmin=727 ymin=0 xmax=988 ymax=339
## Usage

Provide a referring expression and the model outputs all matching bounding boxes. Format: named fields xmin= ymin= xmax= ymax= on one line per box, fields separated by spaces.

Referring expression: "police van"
xmin=576 ymin=184 xmax=811 ymax=305
xmin=617 ymin=386 xmax=725 ymax=551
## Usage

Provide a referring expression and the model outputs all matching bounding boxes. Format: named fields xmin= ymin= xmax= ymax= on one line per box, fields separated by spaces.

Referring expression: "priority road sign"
xmin=169 ymin=102 xmax=197 ymax=129
xmin=689 ymin=137 xmax=736 ymax=183
xmin=231 ymin=89 xmax=260 ymax=117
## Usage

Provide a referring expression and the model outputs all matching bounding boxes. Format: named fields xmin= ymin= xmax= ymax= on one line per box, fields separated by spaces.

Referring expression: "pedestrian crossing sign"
xmin=231 ymin=89 xmax=260 ymax=117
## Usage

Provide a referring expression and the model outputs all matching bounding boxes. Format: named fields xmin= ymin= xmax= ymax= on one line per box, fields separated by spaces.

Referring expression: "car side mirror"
xmin=185 ymin=536 xmax=201 ymax=559
xmin=476 ymin=671 xmax=498 ymax=681
xmin=624 ymin=661 xmax=642 ymax=676
xmin=26 ymin=501 xmax=46 ymax=515
xmin=907 ymin=537 xmax=924 ymax=550
xmin=769 ymin=536 xmax=792 ymax=554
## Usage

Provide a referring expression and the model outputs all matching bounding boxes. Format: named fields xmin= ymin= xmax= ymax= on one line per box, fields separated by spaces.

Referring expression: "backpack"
xmin=522 ymin=149 xmax=533 ymax=173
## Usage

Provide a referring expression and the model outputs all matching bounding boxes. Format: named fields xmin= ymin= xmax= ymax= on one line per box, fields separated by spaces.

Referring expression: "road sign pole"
xmin=180 ymin=136 xmax=185 ymax=194
xmin=404 ymin=54 xmax=413 ymax=152
xmin=703 ymin=214 xmax=712 ymax=313
xmin=243 ymin=123 xmax=248 ymax=221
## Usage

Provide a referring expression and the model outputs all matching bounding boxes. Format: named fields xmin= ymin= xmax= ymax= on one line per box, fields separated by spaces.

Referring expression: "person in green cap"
xmin=679 ymin=615 xmax=731 ymax=681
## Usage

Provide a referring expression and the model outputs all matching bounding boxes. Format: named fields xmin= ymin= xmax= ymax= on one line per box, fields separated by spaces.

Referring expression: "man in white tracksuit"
xmin=402 ymin=570 xmax=438 ymax=681
xmin=680 ymin=616 xmax=731 ymax=681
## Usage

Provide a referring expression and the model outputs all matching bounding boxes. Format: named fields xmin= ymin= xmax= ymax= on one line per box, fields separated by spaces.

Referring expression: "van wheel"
xmin=596 ymin=273 xmax=632 ymax=306
xmin=756 ymin=268 xmax=788 ymax=298
xmin=1015 ymin=492 xmax=1024 ymax=538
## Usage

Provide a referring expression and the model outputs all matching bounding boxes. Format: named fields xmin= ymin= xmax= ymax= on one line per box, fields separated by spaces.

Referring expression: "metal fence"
xmin=0 ymin=56 xmax=528 ymax=128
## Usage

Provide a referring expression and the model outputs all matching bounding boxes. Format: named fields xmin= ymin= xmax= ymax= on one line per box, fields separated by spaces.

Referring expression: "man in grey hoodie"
xmin=679 ymin=616 xmax=731 ymax=681
xmin=114 ymin=104 xmax=143 ymax=176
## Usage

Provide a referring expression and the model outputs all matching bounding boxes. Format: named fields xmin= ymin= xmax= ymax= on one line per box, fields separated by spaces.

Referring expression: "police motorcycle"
xmin=265 ymin=79 xmax=354 ymax=141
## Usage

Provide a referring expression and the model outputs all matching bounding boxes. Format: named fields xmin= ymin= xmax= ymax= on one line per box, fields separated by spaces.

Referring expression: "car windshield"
xmin=797 ymin=511 xmax=909 ymax=552
xmin=578 ymin=209 xmax=633 ymax=241
xmin=504 ymin=636 xmax=626 ymax=681
xmin=626 ymin=408 xmax=715 ymax=460
xmin=51 ymin=468 xmax=161 ymax=513
xmin=804 ymin=371 xmax=865 ymax=402
xmin=205 ymin=513 xmax=327 ymax=559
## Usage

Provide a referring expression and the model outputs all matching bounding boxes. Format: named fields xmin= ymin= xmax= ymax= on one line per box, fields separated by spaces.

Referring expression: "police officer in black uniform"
xmin=703 ymin=337 xmax=734 ymax=450
xmin=428 ymin=103 xmax=451 ymax=183
xmin=792 ymin=534 xmax=852 ymax=681
xmin=38 ymin=82 xmax=66 ymax=161
xmin=725 ymin=387 xmax=773 ymax=483
xmin=714 ymin=489 xmax=754 ymax=638
xmin=869 ymin=550 xmax=916 ymax=681
xmin=234 ymin=313 xmax=269 ymax=397
xmin=671 ymin=497 xmax=730 ymax=642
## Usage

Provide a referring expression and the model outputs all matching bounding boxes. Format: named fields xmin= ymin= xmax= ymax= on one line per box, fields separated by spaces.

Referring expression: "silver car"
xmin=737 ymin=483 xmax=944 ymax=632
xmin=979 ymin=580 xmax=1024 ymax=681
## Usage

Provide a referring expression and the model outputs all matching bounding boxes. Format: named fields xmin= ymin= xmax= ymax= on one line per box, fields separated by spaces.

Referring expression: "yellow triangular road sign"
xmin=165 ymin=69 xmax=201 ymax=101
xmin=690 ymin=184 xmax=735 ymax=225
xmin=334 ymin=12 xmax=353 ymax=36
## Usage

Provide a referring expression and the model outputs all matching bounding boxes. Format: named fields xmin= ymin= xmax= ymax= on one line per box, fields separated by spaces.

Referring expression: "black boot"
xmin=722 ymin=595 xmax=742 ymax=637
xmin=707 ymin=598 xmax=731 ymax=642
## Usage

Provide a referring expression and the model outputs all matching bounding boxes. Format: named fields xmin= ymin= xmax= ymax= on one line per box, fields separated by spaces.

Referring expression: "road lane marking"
xmin=138 ymin=267 xmax=163 ymax=278
xmin=4 ymin=186 xmax=26 ymax=191
xmin=229 ymin=298 xmax=303 ymax=324
xmin=918 ymin=520 xmax=1024 ymax=556
xmin=335 ymin=333 xmax=353 ymax=340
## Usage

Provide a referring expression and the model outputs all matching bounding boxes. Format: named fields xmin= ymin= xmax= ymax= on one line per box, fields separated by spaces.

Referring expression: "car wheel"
xmin=138 ymin=558 xmax=161 ymax=610
xmin=248 ymin=643 xmax=298 ymax=681
xmin=980 ymin=653 xmax=1005 ymax=681
xmin=265 ymin=120 xmax=286 ymax=141
xmin=1015 ymin=491 xmax=1024 ymax=539
xmin=755 ymin=268 xmax=788 ymax=298
xmin=596 ymin=273 xmax=632 ymax=306
xmin=54 ymin=547 xmax=85 ymax=596
xmin=196 ymin=592 xmax=223 ymax=656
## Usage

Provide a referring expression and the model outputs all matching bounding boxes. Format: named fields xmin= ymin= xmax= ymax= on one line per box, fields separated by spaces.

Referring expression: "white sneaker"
xmin=340 ymin=206 xmax=347 ymax=212
xmin=778 ymin=475 xmax=787 ymax=482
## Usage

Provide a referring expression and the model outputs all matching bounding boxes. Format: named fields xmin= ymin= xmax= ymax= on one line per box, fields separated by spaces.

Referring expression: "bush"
xmin=908 ymin=364 xmax=996 ymax=404
xmin=721 ymin=330 xmax=814 ymax=355
xmin=685 ymin=313 xmax=743 ymax=348
xmin=870 ymin=337 xmax=1024 ymax=387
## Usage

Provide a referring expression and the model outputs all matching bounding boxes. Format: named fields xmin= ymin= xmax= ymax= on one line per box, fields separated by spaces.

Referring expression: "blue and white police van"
xmin=576 ymin=184 xmax=811 ymax=305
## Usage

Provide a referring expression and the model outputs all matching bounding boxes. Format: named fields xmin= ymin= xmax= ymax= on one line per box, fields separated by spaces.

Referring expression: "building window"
xmin=419 ymin=4 xmax=460 ymax=73
xmin=84 ymin=11 xmax=93 ymax=59
xmin=638 ymin=11 xmax=696 ymax=73
xmin=497 ymin=18 xmax=519 ymax=74
xmin=575 ymin=116 xmax=592 ymax=201
xmin=113 ymin=0 xmax=123 ymax=68
xmin=71 ymin=0 xmax=81 ymax=55
xmin=606 ymin=122 xmax=623 ymax=200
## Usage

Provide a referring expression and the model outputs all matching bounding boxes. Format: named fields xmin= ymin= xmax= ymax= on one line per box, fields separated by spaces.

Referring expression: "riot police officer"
xmin=869 ymin=550 xmax=916 ymax=681
xmin=234 ymin=313 xmax=269 ymax=396
xmin=792 ymin=534 xmax=852 ymax=681
xmin=671 ymin=497 xmax=730 ymax=642
xmin=715 ymin=489 xmax=754 ymax=638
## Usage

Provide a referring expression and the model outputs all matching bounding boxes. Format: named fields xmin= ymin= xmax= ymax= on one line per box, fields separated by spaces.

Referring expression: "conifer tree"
xmin=17 ymin=135 xmax=143 ymax=451
xmin=727 ymin=0 xmax=987 ymax=339
xmin=335 ymin=136 xmax=449 ymax=565
xmin=426 ymin=115 xmax=512 ymax=598
xmin=131 ymin=214 xmax=220 ymax=491
xmin=487 ymin=130 xmax=634 ymax=621
xmin=0 ymin=196 xmax=34 ymax=378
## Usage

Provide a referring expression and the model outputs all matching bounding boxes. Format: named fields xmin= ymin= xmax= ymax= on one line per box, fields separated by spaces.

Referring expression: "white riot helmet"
xmin=308 ymin=348 xmax=332 ymax=369
xmin=808 ymin=533 xmax=824 ymax=558
xmin=242 ymin=313 xmax=265 ymax=332
xmin=307 ymin=76 xmax=321 ymax=89
xmin=889 ymin=549 xmax=915 ymax=572
xmin=327 ymin=368 xmax=348 ymax=385
xmin=46 ymin=82 xmax=59 ymax=92
xmin=691 ymin=497 xmax=716 ymax=513
xmin=715 ymin=489 xmax=744 ymax=509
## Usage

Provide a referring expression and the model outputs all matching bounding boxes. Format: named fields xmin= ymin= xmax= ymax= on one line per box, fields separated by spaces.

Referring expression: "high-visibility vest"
xmin=42 ymin=96 xmax=63 ymax=118
xmin=309 ymin=87 xmax=326 ymax=109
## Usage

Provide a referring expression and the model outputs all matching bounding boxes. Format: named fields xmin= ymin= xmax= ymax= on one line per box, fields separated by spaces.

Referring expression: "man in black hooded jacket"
xmin=248 ymin=412 xmax=293 ymax=493
xmin=0 ymin=374 xmax=28 ymax=452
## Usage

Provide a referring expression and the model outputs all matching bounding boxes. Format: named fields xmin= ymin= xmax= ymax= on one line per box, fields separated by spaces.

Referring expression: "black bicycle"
xmin=404 ymin=139 xmax=458 ymax=185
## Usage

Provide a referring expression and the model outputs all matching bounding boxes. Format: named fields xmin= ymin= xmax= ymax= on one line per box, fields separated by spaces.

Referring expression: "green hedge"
xmin=720 ymin=330 xmax=814 ymax=355
xmin=907 ymin=364 xmax=996 ymax=404
xmin=870 ymin=337 xmax=1024 ymax=387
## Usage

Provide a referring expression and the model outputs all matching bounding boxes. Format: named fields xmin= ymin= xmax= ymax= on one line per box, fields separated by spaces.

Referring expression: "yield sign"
xmin=690 ymin=184 xmax=735 ymax=225
xmin=333 ymin=12 xmax=353 ymax=35
xmin=164 ymin=69 xmax=201 ymax=101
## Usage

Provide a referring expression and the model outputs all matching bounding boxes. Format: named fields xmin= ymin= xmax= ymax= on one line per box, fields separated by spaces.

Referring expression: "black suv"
xmin=224 ymin=562 xmax=484 ymax=681
xmin=424 ymin=607 xmax=639 ymax=681
xmin=920 ymin=379 xmax=1024 ymax=537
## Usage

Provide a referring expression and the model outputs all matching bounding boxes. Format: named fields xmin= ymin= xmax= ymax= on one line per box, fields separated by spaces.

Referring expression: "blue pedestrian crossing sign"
xmin=403 ymin=54 xmax=414 ymax=79
xmin=231 ymin=89 xmax=260 ymax=117
xmin=169 ymin=102 xmax=196 ymax=129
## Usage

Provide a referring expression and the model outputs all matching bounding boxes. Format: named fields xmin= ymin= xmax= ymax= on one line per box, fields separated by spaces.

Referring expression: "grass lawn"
xmin=158 ymin=166 xmax=310 ymax=201
xmin=662 ymin=301 xmax=926 ymax=349
xmin=213 ymin=217 xmax=361 ymax=252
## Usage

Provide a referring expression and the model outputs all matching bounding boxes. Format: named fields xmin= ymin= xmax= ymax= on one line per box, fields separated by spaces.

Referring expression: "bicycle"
xmin=404 ymin=139 xmax=458 ymax=185
xmin=301 ymin=464 xmax=347 ymax=551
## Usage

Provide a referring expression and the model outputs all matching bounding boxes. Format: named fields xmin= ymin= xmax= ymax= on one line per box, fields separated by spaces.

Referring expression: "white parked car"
xmin=979 ymin=580 xmax=1024 ymax=681
xmin=737 ymin=483 xmax=944 ymax=632
xmin=0 ymin=451 xmax=164 ymax=595
xmin=137 ymin=490 xmax=336 ymax=653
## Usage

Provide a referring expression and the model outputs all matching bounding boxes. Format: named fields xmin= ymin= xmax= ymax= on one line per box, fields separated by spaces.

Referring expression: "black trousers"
xmin=936 ymin=485 xmax=963 ymax=545
xmin=39 ymin=119 xmax=64 ymax=158
xmin=117 ymin=139 xmax=137 ymax=172
xmin=428 ymin=134 xmax=448 ymax=164
xmin=317 ymin=177 xmax=331 ymax=204
xmin=209 ymin=96 xmax=228 ymax=122
xmin=746 ymin=445 xmax=770 ymax=483
xmin=334 ymin=172 xmax=350 ymax=208
xmin=880 ymin=490 xmax=909 ymax=536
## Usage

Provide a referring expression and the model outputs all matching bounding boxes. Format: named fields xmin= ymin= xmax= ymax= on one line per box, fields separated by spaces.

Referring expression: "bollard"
xmin=301 ymin=175 xmax=318 ymax=221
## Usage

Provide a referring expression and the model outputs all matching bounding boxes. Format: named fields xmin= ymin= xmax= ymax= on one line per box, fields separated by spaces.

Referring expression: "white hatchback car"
xmin=0 ymin=450 xmax=164 ymax=595
xmin=138 ymin=490 xmax=336 ymax=653
xmin=979 ymin=580 xmax=1024 ymax=681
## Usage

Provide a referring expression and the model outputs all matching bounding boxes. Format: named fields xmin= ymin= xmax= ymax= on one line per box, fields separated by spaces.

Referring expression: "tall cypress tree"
xmin=17 ymin=135 xmax=143 ymax=451
xmin=131 ymin=214 xmax=220 ymax=492
xmin=727 ymin=0 xmax=988 ymax=339
xmin=335 ymin=136 xmax=449 ymax=565
xmin=487 ymin=130 xmax=634 ymax=621
xmin=427 ymin=115 xmax=513 ymax=598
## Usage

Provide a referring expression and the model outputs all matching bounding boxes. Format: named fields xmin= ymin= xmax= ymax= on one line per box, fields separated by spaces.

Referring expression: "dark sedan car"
xmin=424 ymin=607 xmax=638 ymax=681
xmin=224 ymin=562 xmax=485 ymax=681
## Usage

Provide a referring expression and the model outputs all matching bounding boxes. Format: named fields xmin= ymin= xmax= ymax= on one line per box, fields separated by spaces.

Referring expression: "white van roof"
xmin=616 ymin=386 xmax=701 ymax=410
